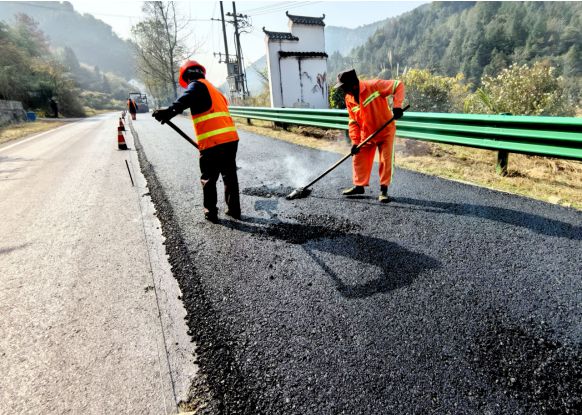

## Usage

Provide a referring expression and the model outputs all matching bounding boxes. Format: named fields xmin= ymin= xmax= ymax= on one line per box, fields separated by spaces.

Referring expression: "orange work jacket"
xmin=346 ymin=79 xmax=405 ymax=145
xmin=191 ymin=79 xmax=239 ymax=151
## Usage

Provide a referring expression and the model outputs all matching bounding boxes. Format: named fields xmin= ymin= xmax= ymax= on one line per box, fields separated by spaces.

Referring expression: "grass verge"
xmin=234 ymin=118 xmax=582 ymax=210
xmin=0 ymin=121 xmax=67 ymax=146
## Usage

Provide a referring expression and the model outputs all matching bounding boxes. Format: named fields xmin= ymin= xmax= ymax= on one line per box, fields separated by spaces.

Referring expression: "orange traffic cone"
xmin=118 ymin=126 xmax=128 ymax=150
xmin=119 ymin=118 xmax=125 ymax=130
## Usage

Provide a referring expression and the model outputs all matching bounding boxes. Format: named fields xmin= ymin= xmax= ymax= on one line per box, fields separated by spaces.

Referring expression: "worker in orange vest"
xmin=127 ymin=98 xmax=138 ymax=120
xmin=152 ymin=60 xmax=240 ymax=223
xmin=335 ymin=69 xmax=405 ymax=203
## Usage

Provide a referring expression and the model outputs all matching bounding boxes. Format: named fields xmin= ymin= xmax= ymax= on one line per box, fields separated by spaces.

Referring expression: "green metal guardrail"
xmin=229 ymin=106 xmax=582 ymax=175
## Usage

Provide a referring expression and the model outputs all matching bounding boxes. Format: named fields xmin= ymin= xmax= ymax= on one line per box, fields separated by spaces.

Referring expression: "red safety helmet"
xmin=178 ymin=60 xmax=206 ymax=88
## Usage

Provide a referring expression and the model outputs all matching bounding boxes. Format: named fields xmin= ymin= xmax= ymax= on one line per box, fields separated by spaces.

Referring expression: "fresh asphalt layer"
xmin=131 ymin=115 xmax=581 ymax=414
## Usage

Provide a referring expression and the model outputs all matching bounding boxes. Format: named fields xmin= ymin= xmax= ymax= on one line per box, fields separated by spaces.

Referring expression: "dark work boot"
xmin=204 ymin=210 xmax=219 ymax=223
xmin=378 ymin=185 xmax=391 ymax=203
xmin=342 ymin=185 xmax=365 ymax=196
xmin=225 ymin=209 xmax=241 ymax=220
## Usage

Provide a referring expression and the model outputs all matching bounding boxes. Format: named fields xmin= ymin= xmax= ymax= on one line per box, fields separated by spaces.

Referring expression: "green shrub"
xmin=464 ymin=61 xmax=575 ymax=116
xmin=400 ymin=69 xmax=471 ymax=113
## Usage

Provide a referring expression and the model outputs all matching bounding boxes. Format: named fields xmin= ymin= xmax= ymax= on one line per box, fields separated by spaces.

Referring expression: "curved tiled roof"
xmin=262 ymin=28 xmax=299 ymax=41
xmin=286 ymin=11 xmax=325 ymax=26
xmin=279 ymin=51 xmax=328 ymax=58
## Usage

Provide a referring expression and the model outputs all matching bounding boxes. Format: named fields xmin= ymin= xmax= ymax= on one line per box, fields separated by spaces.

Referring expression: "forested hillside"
xmin=328 ymin=1 xmax=581 ymax=100
xmin=0 ymin=1 xmax=135 ymax=79
xmin=0 ymin=14 xmax=132 ymax=116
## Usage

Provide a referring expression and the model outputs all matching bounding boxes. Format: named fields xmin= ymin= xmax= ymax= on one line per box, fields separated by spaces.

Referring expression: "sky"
xmin=71 ymin=1 xmax=428 ymax=84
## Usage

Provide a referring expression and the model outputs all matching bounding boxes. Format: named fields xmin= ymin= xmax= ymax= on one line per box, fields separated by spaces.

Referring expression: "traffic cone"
xmin=117 ymin=126 xmax=128 ymax=150
xmin=119 ymin=117 xmax=125 ymax=130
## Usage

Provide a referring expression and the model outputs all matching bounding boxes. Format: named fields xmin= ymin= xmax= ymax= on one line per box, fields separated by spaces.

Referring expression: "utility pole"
xmin=220 ymin=2 xmax=229 ymax=63
xmin=213 ymin=2 xmax=236 ymax=101
xmin=212 ymin=1 xmax=250 ymax=102
xmin=230 ymin=2 xmax=249 ymax=98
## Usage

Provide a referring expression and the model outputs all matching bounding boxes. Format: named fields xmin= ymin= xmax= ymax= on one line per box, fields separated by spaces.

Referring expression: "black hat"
xmin=334 ymin=69 xmax=359 ymax=89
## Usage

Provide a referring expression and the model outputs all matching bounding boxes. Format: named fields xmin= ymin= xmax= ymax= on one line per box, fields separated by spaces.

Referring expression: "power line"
xmin=238 ymin=2 xmax=296 ymax=14
xmin=249 ymin=1 xmax=322 ymax=17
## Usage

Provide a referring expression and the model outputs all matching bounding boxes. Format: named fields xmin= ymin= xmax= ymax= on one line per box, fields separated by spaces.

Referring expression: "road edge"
xmin=124 ymin=118 xmax=201 ymax=413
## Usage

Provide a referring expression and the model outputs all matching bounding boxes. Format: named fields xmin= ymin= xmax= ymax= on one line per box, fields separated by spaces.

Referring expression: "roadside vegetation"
xmin=0 ymin=120 xmax=66 ymax=146
xmin=0 ymin=14 xmax=131 ymax=118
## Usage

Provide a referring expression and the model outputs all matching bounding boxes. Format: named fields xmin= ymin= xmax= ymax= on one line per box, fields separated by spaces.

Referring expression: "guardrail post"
xmin=496 ymin=151 xmax=509 ymax=176
xmin=496 ymin=113 xmax=511 ymax=176
xmin=246 ymin=118 xmax=252 ymax=125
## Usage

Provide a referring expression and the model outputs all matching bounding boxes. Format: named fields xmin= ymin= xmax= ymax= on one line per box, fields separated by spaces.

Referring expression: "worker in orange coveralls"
xmin=127 ymin=98 xmax=138 ymax=120
xmin=335 ymin=69 xmax=405 ymax=203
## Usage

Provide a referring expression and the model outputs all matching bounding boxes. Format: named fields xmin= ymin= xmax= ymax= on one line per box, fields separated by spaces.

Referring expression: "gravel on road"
xmin=132 ymin=116 xmax=581 ymax=414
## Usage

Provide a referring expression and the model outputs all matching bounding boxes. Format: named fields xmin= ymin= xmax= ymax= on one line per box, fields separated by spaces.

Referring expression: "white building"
xmin=263 ymin=12 xmax=328 ymax=109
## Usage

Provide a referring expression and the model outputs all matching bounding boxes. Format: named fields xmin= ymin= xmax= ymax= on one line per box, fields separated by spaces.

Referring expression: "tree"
xmin=13 ymin=13 xmax=49 ymax=57
xmin=464 ymin=62 xmax=575 ymax=116
xmin=62 ymin=46 xmax=81 ymax=73
xmin=131 ymin=1 xmax=197 ymax=104
xmin=400 ymin=69 xmax=471 ymax=112
xmin=328 ymin=85 xmax=346 ymax=109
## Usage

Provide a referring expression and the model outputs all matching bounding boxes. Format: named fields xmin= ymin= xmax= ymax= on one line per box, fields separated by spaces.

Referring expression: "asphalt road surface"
xmin=132 ymin=115 xmax=581 ymax=414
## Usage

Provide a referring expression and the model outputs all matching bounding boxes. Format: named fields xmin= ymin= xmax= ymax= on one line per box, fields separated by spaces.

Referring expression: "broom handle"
xmin=166 ymin=120 xmax=199 ymax=150
xmin=303 ymin=104 xmax=410 ymax=190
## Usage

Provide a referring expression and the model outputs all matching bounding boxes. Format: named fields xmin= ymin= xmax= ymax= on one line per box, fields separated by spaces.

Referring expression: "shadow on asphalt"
xmin=395 ymin=197 xmax=581 ymax=240
xmin=303 ymin=235 xmax=440 ymax=299
xmin=310 ymin=194 xmax=581 ymax=240
xmin=222 ymin=217 xmax=441 ymax=298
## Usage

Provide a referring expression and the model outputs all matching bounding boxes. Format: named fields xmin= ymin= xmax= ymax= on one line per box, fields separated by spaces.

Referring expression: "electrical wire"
xmin=251 ymin=1 xmax=322 ymax=17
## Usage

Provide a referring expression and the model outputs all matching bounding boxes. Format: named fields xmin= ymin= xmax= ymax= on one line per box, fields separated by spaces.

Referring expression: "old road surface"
xmin=0 ymin=114 xmax=196 ymax=414
xmin=132 ymin=115 xmax=581 ymax=415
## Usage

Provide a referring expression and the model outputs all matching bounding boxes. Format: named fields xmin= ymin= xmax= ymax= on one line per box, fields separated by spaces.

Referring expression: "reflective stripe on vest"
xmin=191 ymin=79 xmax=238 ymax=149
xmin=352 ymin=105 xmax=360 ymax=113
xmin=192 ymin=111 xmax=231 ymax=124
xmin=362 ymin=91 xmax=381 ymax=107
xmin=197 ymin=126 xmax=238 ymax=141
xmin=392 ymin=80 xmax=400 ymax=94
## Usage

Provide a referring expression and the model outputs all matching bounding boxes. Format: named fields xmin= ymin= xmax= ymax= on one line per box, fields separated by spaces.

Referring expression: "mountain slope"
xmin=328 ymin=1 xmax=582 ymax=85
xmin=0 ymin=1 xmax=135 ymax=79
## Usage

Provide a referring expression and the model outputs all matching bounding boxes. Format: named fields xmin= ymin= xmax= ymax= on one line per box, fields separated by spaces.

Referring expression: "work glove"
xmin=152 ymin=108 xmax=176 ymax=124
xmin=350 ymin=144 xmax=360 ymax=155
xmin=393 ymin=107 xmax=404 ymax=119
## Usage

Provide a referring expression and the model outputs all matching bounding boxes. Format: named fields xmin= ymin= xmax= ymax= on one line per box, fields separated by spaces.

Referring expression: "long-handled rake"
xmin=286 ymin=104 xmax=410 ymax=200
xmin=165 ymin=120 xmax=199 ymax=150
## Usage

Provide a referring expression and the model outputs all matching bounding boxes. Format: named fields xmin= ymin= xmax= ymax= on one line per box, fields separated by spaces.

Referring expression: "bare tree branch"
xmin=131 ymin=1 xmax=201 ymax=105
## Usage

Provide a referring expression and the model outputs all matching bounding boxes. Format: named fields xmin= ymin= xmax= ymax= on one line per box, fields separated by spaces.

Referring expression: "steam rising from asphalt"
xmin=238 ymin=146 xmax=339 ymax=191
xmin=282 ymin=155 xmax=316 ymax=188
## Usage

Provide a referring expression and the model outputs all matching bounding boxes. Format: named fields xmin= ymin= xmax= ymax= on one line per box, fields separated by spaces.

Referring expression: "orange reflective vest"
xmin=191 ymin=79 xmax=239 ymax=151
xmin=346 ymin=79 xmax=404 ymax=144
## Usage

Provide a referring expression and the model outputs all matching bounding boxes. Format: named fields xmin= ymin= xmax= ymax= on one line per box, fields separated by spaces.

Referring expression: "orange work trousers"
xmin=352 ymin=127 xmax=395 ymax=187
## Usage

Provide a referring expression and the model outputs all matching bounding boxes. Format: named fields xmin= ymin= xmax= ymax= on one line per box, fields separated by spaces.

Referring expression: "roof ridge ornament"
xmin=285 ymin=11 xmax=326 ymax=26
